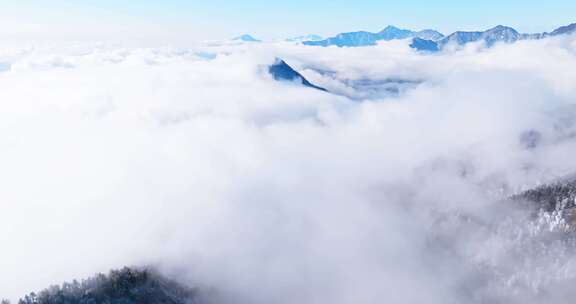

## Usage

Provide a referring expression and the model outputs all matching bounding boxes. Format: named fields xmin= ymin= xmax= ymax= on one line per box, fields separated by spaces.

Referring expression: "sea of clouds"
xmin=2 ymin=35 xmax=576 ymax=303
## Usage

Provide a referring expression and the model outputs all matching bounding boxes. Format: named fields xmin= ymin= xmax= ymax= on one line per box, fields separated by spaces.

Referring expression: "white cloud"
xmin=1 ymin=36 xmax=576 ymax=303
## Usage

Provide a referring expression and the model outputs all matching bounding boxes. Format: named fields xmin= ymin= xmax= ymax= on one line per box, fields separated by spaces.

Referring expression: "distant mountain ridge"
xmin=438 ymin=25 xmax=521 ymax=48
xmin=551 ymin=23 xmax=576 ymax=36
xmin=303 ymin=25 xmax=444 ymax=47
xmin=300 ymin=22 xmax=576 ymax=51
xmin=287 ymin=34 xmax=323 ymax=42
xmin=413 ymin=23 xmax=576 ymax=52
xmin=233 ymin=34 xmax=261 ymax=42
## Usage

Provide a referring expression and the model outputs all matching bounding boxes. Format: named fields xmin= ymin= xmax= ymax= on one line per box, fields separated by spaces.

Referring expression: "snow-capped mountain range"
xmin=302 ymin=26 xmax=444 ymax=47
xmin=224 ymin=22 xmax=575 ymax=51
xmin=296 ymin=22 xmax=576 ymax=51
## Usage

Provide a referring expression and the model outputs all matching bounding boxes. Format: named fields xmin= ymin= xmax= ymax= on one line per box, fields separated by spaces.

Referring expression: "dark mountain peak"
xmin=268 ymin=58 xmax=327 ymax=92
xmin=380 ymin=25 xmax=402 ymax=32
xmin=441 ymin=30 xmax=483 ymax=46
xmin=551 ymin=23 xmax=576 ymax=36
xmin=378 ymin=25 xmax=414 ymax=40
xmin=486 ymin=25 xmax=519 ymax=33
xmin=410 ymin=38 xmax=439 ymax=52
xmin=481 ymin=25 xmax=521 ymax=46
xmin=415 ymin=29 xmax=445 ymax=41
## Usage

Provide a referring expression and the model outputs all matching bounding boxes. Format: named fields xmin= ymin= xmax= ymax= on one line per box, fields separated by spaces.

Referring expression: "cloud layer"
xmin=2 ymin=36 xmax=576 ymax=303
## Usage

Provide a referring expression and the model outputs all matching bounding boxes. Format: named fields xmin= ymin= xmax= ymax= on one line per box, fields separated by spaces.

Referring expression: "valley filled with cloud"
xmin=2 ymin=33 xmax=576 ymax=303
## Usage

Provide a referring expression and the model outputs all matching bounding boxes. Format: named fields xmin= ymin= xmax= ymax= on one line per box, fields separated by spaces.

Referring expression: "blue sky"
xmin=0 ymin=0 xmax=575 ymax=42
